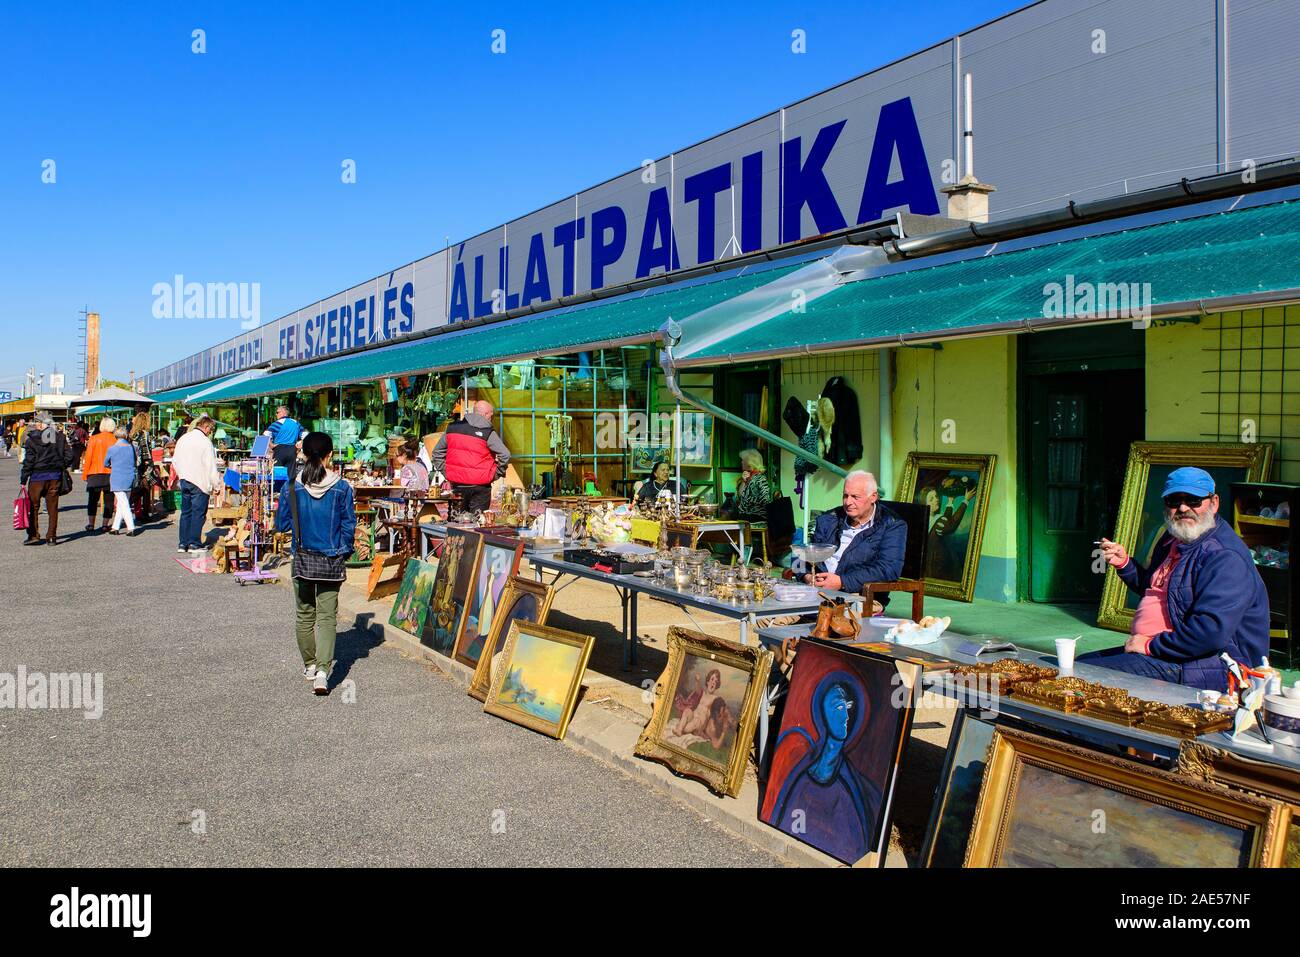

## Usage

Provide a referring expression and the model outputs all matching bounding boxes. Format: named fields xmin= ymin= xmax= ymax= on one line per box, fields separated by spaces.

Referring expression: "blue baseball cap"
xmin=1162 ymin=467 xmax=1215 ymax=499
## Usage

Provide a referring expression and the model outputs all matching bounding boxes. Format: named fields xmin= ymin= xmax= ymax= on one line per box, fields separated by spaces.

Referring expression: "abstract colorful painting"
xmin=759 ymin=639 xmax=921 ymax=866
xmin=467 ymin=576 xmax=555 ymax=701
xmin=483 ymin=622 xmax=593 ymax=739
xmin=422 ymin=528 xmax=482 ymax=655
xmin=387 ymin=557 xmax=439 ymax=638
xmin=635 ymin=628 xmax=772 ymax=798
xmin=454 ymin=535 xmax=523 ymax=667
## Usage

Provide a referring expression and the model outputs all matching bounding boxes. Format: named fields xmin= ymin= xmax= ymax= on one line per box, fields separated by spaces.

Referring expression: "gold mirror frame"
xmin=467 ymin=575 xmax=555 ymax=701
xmin=896 ymin=452 xmax=997 ymax=603
xmin=1096 ymin=441 xmax=1273 ymax=631
xmin=634 ymin=627 xmax=773 ymax=798
xmin=965 ymin=727 xmax=1286 ymax=867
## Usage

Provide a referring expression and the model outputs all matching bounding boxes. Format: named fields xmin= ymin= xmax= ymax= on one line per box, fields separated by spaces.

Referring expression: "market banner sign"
xmin=148 ymin=0 xmax=1294 ymax=393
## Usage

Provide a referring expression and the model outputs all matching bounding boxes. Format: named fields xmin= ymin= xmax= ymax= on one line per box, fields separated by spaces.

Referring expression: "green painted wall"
xmin=891 ymin=336 xmax=1018 ymax=601
xmin=777 ymin=352 xmax=881 ymax=515
xmin=1146 ymin=306 xmax=1300 ymax=483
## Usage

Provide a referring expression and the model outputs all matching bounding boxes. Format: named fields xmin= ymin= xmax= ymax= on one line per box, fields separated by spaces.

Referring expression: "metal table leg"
xmin=629 ymin=591 xmax=639 ymax=669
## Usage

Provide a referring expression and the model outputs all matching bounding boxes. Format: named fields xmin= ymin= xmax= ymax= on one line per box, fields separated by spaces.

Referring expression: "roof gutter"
xmin=884 ymin=158 xmax=1300 ymax=261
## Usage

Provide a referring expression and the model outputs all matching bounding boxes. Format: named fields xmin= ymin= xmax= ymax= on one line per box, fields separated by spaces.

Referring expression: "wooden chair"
xmin=861 ymin=499 xmax=929 ymax=622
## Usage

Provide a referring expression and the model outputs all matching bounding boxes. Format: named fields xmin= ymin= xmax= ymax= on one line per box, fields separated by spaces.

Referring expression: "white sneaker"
xmin=188 ymin=547 xmax=207 ymax=556
xmin=302 ymin=665 xmax=317 ymax=680
xmin=177 ymin=547 xmax=188 ymax=554
xmin=312 ymin=667 xmax=330 ymax=695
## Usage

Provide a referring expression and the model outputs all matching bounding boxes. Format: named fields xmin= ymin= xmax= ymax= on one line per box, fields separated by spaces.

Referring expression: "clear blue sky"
xmin=0 ymin=0 xmax=1017 ymax=395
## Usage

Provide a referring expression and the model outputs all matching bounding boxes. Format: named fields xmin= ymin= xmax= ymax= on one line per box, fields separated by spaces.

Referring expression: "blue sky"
xmin=0 ymin=0 xmax=1017 ymax=395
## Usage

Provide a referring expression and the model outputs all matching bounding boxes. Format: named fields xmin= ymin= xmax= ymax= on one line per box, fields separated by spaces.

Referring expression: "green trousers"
xmin=293 ymin=577 xmax=342 ymax=672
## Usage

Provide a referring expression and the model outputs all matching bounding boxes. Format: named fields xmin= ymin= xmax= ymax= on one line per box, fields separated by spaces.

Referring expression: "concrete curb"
xmin=336 ymin=589 xmax=843 ymax=868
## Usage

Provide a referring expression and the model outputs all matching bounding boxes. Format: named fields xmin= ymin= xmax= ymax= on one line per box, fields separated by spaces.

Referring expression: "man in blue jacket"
xmin=802 ymin=471 xmax=907 ymax=598
xmin=1085 ymin=467 xmax=1270 ymax=691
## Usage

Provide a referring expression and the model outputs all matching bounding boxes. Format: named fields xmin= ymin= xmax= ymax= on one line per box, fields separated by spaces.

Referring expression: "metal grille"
xmin=1200 ymin=307 xmax=1300 ymax=483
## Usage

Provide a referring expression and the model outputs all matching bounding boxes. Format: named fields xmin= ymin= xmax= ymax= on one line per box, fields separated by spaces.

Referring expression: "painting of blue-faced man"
xmin=760 ymin=640 xmax=915 ymax=865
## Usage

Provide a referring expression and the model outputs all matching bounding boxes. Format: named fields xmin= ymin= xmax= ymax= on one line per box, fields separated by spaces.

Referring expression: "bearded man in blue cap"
xmin=1084 ymin=466 xmax=1270 ymax=690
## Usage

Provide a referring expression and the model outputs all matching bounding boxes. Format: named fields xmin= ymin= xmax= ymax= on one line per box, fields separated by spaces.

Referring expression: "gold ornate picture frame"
xmin=1096 ymin=441 xmax=1273 ymax=631
xmin=468 ymin=575 xmax=555 ymax=702
xmin=483 ymin=621 xmax=593 ymax=740
xmin=635 ymin=627 xmax=773 ymax=798
xmin=896 ymin=452 xmax=997 ymax=602
xmin=965 ymin=727 xmax=1287 ymax=868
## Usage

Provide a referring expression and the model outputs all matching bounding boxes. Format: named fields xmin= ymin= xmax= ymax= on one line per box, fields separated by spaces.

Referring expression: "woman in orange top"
xmin=83 ymin=417 xmax=118 ymax=532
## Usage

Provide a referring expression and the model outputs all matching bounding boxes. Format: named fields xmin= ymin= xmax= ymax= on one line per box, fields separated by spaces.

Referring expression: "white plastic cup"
xmin=1055 ymin=637 xmax=1077 ymax=671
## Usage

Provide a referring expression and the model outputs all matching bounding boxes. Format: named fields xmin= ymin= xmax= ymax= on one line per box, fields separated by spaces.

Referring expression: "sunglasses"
xmin=1163 ymin=494 xmax=1209 ymax=510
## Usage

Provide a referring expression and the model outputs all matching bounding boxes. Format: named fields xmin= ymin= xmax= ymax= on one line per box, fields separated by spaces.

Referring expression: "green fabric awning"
xmin=675 ymin=196 xmax=1300 ymax=364
xmin=148 ymin=372 xmax=245 ymax=405
xmin=186 ymin=261 xmax=803 ymax=404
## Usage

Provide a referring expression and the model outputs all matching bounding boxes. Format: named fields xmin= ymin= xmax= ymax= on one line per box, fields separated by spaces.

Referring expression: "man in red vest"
xmin=431 ymin=400 xmax=510 ymax=514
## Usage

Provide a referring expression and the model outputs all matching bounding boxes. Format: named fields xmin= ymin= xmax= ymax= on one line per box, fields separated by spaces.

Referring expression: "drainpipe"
xmin=659 ymin=327 xmax=846 ymax=479
xmin=878 ymin=348 xmax=894 ymax=495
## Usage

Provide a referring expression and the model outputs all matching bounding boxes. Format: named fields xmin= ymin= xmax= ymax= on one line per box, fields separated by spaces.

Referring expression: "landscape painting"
xmin=387 ymin=558 xmax=439 ymax=638
xmin=483 ymin=622 xmax=593 ymax=739
xmin=467 ymin=577 xmax=555 ymax=701
xmin=965 ymin=727 xmax=1286 ymax=867
xmin=921 ymin=712 xmax=997 ymax=868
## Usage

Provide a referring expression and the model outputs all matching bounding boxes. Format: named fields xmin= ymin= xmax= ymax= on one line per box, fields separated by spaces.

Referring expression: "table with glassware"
xmin=525 ymin=548 xmax=860 ymax=670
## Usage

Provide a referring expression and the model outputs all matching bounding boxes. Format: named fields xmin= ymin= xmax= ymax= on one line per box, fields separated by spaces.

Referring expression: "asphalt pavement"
xmin=0 ymin=455 xmax=779 ymax=867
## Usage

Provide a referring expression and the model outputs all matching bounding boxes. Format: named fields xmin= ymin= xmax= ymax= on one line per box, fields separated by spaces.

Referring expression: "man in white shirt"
xmin=171 ymin=415 xmax=222 ymax=555
xmin=801 ymin=470 xmax=907 ymax=598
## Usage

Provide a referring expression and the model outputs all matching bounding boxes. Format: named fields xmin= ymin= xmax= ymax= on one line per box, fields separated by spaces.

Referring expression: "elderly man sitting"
xmin=801 ymin=470 xmax=907 ymax=599
xmin=1083 ymin=467 xmax=1270 ymax=691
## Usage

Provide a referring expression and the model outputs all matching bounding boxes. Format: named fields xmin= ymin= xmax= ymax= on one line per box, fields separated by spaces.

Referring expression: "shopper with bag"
xmin=104 ymin=426 xmax=139 ymax=536
xmin=275 ymin=432 xmax=356 ymax=695
xmin=128 ymin=411 xmax=158 ymax=521
xmin=20 ymin=412 xmax=76 ymax=546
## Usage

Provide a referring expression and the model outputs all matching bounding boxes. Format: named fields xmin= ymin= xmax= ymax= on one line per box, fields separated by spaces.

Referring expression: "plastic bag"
xmin=13 ymin=492 xmax=30 ymax=531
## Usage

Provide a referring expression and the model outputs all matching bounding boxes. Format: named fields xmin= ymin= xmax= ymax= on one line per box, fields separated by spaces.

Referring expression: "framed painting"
xmin=759 ymin=638 xmax=924 ymax=866
xmin=676 ymin=412 xmax=714 ymax=468
xmin=483 ymin=621 xmax=594 ymax=740
xmin=1096 ymin=441 xmax=1273 ymax=630
xmin=453 ymin=535 xmax=524 ymax=667
xmin=662 ymin=523 xmax=696 ymax=550
xmin=918 ymin=709 xmax=998 ymax=868
xmin=468 ymin=576 xmax=555 ymax=701
xmin=421 ymin=528 xmax=482 ymax=655
xmin=1176 ymin=741 xmax=1300 ymax=868
xmin=387 ymin=557 xmax=439 ymax=638
xmin=965 ymin=727 xmax=1287 ymax=867
xmin=630 ymin=441 xmax=673 ymax=474
xmin=896 ymin=452 xmax=997 ymax=602
xmin=634 ymin=627 xmax=773 ymax=798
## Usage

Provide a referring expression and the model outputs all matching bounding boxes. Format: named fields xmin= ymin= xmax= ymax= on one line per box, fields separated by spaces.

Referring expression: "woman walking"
xmin=275 ymin=432 xmax=356 ymax=695
xmin=128 ymin=411 xmax=158 ymax=522
xmin=19 ymin=412 xmax=76 ymax=546
xmin=82 ymin=417 xmax=117 ymax=532
xmin=105 ymin=427 xmax=139 ymax=536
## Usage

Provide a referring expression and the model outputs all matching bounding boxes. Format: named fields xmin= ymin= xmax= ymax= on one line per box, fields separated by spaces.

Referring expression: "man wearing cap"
xmin=1085 ymin=467 xmax=1270 ymax=691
